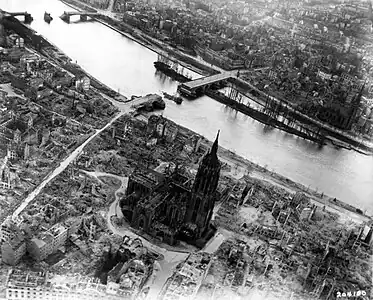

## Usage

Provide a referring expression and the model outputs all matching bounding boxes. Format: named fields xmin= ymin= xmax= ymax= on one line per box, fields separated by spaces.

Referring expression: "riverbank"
xmin=231 ymin=77 xmax=373 ymax=155
xmin=3 ymin=14 xmax=127 ymax=103
xmin=205 ymin=89 xmax=324 ymax=145
xmin=194 ymin=131 xmax=372 ymax=221
xmin=60 ymin=0 xmax=217 ymax=77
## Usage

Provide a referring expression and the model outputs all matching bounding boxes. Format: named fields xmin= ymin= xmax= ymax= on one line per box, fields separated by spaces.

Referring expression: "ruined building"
xmin=0 ymin=109 xmax=41 ymax=161
xmin=0 ymin=217 xmax=27 ymax=266
xmin=120 ymin=132 xmax=221 ymax=246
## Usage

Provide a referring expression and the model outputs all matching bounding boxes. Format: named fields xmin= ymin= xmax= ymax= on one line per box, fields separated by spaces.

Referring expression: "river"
xmin=1 ymin=0 xmax=373 ymax=215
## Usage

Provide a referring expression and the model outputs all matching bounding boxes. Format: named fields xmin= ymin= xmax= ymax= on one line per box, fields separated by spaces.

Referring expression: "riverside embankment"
xmin=60 ymin=0 xmax=217 ymax=77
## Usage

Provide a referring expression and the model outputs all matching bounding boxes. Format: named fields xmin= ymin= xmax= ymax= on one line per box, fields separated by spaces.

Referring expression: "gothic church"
xmin=120 ymin=132 xmax=221 ymax=246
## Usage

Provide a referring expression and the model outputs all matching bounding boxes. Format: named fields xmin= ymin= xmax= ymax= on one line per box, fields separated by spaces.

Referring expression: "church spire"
xmin=211 ymin=130 xmax=220 ymax=157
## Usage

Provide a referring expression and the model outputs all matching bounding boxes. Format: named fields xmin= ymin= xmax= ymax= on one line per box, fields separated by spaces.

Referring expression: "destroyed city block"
xmin=0 ymin=0 xmax=372 ymax=300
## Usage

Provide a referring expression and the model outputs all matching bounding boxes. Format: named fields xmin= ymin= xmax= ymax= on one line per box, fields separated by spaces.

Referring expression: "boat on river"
xmin=154 ymin=61 xmax=191 ymax=83
xmin=44 ymin=12 xmax=53 ymax=23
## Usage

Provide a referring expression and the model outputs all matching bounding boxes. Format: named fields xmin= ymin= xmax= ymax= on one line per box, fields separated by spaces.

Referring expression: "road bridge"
xmin=177 ymin=70 xmax=250 ymax=98
xmin=1 ymin=11 xmax=33 ymax=23
xmin=60 ymin=11 xmax=100 ymax=23
xmin=178 ymin=73 xmax=233 ymax=98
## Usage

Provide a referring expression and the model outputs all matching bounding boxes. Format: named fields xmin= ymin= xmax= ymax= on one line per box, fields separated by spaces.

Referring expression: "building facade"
xmin=27 ymin=224 xmax=68 ymax=262
xmin=0 ymin=217 xmax=27 ymax=266
xmin=1 ymin=235 xmax=26 ymax=266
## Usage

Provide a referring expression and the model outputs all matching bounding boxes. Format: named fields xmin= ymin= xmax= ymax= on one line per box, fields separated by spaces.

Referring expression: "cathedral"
xmin=120 ymin=132 xmax=221 ymax=246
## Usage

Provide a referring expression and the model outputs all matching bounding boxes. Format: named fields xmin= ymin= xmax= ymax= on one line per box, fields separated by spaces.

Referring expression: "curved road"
xmin=97 ymin=170 xmax=189 ymax=300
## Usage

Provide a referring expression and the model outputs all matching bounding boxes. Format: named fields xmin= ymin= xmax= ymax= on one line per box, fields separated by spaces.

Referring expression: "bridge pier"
xmin=80 ymin=15 xmax=88 ymax=21
xmin=60 ymin=12 xmax=70 ymax=23
xmin=24 ymin=13 xmax=33 ymax=23
xmin=203 ymin=84 xmax=211 ymax=92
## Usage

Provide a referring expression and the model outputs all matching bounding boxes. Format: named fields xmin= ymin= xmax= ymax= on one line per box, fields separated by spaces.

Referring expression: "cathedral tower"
xmin=193 ymin=130 xmax=221 ymax=196
xmin=185 ymin=131 xmax=221 ymax=236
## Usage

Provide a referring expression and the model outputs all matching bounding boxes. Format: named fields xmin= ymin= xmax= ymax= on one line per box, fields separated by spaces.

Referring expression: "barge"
xmin=154 ymin=61 xmax=191 ymax=83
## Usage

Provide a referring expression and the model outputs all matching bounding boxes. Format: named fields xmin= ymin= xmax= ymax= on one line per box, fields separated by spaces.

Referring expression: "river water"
xmin=1 ymin=0 xmax=373 ymax=214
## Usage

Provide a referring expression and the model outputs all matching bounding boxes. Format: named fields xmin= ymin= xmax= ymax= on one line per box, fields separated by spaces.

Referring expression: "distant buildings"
xmin=114 ymin=0 xmax=373 ymax=134
xmin=80 ymin=0 xmax=110 ymax=10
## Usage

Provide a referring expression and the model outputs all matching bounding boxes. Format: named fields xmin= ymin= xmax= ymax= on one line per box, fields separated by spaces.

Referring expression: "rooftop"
xmin=48 ymin=224 xmax=67 ymax=237
xmin=33 ymin=224 xmax=67 ymax=245
xmin=132 ymin=168 xmax=165 ymax=189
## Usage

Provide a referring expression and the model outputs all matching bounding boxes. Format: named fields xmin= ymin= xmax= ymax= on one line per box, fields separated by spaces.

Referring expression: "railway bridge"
xmin=60 ymin=11 xmax=100 ymax=23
